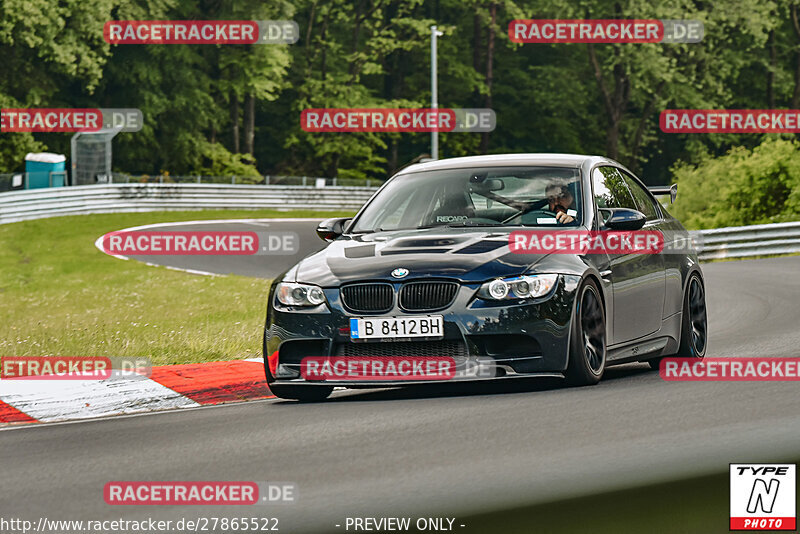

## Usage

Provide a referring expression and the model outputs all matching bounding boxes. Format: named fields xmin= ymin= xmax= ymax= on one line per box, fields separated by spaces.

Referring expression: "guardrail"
xmin=0 ymin=173 xmax=378 ymax=191
xmin=695 ymin=221 xmax=800 ymax=260
xmin=2 ymin=185 xmax=798 ymax=261
xmin=0 ymin=183 xmax=379 ymax=224
xmin=109 ymin=173 xmax=378 ymax=187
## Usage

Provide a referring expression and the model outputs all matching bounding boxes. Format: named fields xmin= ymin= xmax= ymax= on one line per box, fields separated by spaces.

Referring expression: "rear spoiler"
xmin=648 ymin=184 xmax=677 ymax=204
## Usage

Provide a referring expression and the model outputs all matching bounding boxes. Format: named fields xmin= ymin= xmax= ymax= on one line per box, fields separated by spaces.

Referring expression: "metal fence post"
xmin=197 ymin=175 xmax=201 ymax=184
xmin=366 ymin=179 xmax=371 ymax=187
xmin=265 ymin=175 xmax=270 ymax=185
xmin=302 ymin=176 xmax=307 ymax=186
xmin=232 ymin=175 xmax=236 ymax=184
xmin=159 ymin=175 xmax=164 ymax=184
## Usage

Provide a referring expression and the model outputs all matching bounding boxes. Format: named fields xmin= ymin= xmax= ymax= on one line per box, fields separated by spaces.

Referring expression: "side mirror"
xmin=599 ymin=208 xmax=647 ymax=231
xmin=316 ymin=217 xmax=351 ymax=242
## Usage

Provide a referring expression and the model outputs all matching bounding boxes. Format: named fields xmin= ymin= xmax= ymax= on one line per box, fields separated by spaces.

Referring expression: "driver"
xmin=545 ymin=182 xmax=576 ymax=224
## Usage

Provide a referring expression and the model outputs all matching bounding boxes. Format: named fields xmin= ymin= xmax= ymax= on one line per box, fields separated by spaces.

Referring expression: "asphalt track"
xmin=3 ymin=221 xmax=800 ymax=533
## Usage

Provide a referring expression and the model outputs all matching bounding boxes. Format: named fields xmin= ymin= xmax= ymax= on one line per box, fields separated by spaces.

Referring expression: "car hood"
xmin=293 ymin=228 xmax=559 ymax=286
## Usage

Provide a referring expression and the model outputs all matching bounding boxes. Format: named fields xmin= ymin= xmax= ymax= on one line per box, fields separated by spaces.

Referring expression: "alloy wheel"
xmin=580 ymin=286 xmax=606 ymax=374
xmin=688 ymin=277 xmax=707 ymax=356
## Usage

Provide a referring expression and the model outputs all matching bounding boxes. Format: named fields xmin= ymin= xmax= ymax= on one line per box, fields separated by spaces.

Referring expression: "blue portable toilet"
xmin=25 ymin=153 xmax=66 ymax=189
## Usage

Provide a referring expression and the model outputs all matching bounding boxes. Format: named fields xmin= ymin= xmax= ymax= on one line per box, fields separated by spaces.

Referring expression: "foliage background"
xmin=670 ymin=138 xmax=800 ymax=228
xmin=2 ymin=0 xmax=800 ymax=226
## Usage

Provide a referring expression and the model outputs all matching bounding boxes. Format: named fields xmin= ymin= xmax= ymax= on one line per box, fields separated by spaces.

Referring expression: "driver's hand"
xmin=556 ymin=211 xmax=574 ymax=224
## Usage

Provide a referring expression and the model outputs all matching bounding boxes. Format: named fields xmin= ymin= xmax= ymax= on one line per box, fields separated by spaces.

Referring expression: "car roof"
xmin=395 ymin=153 xmax=619 ymax=175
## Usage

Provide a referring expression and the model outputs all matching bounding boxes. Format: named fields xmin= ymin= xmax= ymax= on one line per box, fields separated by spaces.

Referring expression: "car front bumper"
xmin=264 ymin=274 xmax=582 ymax=386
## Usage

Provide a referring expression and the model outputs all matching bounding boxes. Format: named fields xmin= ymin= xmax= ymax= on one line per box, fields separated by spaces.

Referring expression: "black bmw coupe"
xmin=263 ymin=154 xmax=707 ymax=401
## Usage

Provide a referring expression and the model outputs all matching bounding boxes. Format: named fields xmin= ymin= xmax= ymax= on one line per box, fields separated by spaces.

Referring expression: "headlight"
xmin=478 ymin=274 xmax=558 ymax=301
xmin=276 ymin=282 xmax=327 ymax=306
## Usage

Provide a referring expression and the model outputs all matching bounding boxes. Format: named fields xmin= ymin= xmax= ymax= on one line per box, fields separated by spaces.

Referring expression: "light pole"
xmin=431 ymin=25 xmax=444 ymax=160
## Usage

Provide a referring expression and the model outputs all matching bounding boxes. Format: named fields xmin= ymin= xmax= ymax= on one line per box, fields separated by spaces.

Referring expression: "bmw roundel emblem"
xmin=391 ymin=267 xmax=409 ymax=279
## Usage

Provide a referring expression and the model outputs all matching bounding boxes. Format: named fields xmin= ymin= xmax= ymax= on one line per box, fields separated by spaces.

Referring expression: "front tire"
xmin=268 ymin=383 xmax=333 ymax=402
xmin=264 ymin=348 xmax=333 ymax=402
xmin=565 ymin=279 xmax=607 ymax=386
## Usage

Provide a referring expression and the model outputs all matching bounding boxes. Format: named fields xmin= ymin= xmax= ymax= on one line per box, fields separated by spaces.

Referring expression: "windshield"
xmin=349 ymin=166 xmax=583 ymax=233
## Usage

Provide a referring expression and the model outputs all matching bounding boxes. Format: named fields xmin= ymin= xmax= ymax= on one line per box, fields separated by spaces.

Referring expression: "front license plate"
xmin=350 ymin=316 xmax=444 ymax=340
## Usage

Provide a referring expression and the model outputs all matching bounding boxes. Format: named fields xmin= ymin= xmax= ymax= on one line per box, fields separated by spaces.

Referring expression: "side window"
xmin=618 ymin=170 xmax=660 ymax=221
xmin=592 ymin=166 xmax=637 ymax=210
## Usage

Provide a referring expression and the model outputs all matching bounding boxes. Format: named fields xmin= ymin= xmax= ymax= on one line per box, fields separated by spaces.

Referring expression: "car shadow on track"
xmin=270 ymin=362 xmax=656 ymax=404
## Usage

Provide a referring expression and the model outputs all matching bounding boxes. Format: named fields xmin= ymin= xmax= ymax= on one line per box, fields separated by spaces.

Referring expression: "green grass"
xmin=0 ymin=210 xmax=353 ymax=365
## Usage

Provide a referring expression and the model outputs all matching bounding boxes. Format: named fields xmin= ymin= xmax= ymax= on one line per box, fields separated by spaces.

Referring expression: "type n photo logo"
xmin=730 ymin=464 xmax=796 ymax=530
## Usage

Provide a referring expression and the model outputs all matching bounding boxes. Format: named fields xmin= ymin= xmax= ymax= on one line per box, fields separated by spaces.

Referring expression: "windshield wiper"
xmin=446 ymin=222 xmax=506 ymax=227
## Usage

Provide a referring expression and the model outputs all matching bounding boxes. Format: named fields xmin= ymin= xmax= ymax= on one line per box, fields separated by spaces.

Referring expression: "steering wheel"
xmin=503 ymin=209 xmax=561 ymax=224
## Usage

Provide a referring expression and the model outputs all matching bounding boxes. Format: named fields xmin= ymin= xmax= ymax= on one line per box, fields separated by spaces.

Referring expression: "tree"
xmin=0 ymin=0 xmax=115 ymax=169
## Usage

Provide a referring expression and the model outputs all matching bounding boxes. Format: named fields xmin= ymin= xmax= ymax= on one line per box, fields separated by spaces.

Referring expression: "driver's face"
xmin=546 ymin=188 xmax=573 ymax=211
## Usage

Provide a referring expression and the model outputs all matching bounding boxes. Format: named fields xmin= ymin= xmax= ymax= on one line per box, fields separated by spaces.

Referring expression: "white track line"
xmin=94 ymin=218 xmax=320 ymax=277
xmin=117 ymin=218 xmax=321 ymax=231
